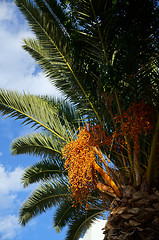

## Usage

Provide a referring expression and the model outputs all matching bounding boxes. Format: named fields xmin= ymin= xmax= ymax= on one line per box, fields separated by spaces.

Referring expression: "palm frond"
xmin=22 ymin=38 xmax=69 ymax=81
xmin=65 ymin=209 xmax=105 ymax=240
xmin=34 ymin=0 xmax=72 ymax=37
xmin=44 ymin=96 xmax=85 ymax=128
xmin=22 ymin=38 xmax=99 ymax=120
xmin=15 ymin=0 xmax=101 ymax=123
xmin=70 ymin=0 xmax=159 ymax=111
xmin=53 ymin=200 xmax=77 ymax=231
xmin=53 ymin=199 xmax=106 ymax=236
xmin=11 ymin=132 xmax=63 ymax=157
xmin=71 ymin=0 xmax=110 ymax=64
xmin=15 ymin=0 xmax=69 ymax=56
xmin=19 ymin=181 xmax=69 ymax=226
xmin=21 ymin=159 xmax=67 ymax=187
xmin=0 ymin=89 xmax=74 ymax=142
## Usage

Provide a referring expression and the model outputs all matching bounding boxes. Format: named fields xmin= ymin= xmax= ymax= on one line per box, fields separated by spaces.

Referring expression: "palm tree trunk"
xmin=103 ymin=186 xmax=159 ymax=240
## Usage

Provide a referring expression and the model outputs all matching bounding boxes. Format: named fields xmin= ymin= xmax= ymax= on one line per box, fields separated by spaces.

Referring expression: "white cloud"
xmin=0 ymin=165 xmax=37 ymax=209
xmin=0 ymin=152 xmax=3 ymax=156
xmin=0 ymin=1 xmax=62 ymax=97
xmin=0 ymin=1 xmax=14 ymax=21
xmin=0 ymin=165 xmax=23 ymax=239
xmin=0 ymin=165 xmax=23 ymax=194
xmin=0 ymin=215 xmax=21 ymax=240
xmin=0 ymin=165 xmax=37 ymax=239
xmin=0 ymin=165 xmax=24 ymax=209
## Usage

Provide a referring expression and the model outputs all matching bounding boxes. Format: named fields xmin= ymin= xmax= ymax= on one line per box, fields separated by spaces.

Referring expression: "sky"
xmin=0 ymin=1 xmax=106 ymax=239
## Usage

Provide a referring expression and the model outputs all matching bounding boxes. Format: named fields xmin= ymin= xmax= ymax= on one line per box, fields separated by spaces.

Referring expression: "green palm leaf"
xmin=15 ymin=0 xmax=69 ymax=56
xmin=15 ymin=0 xmax=102 ymax=124
xmin=22 ymin=38 xmax=69 ymax=78
xmin=34 ymin=0 xmax=73 ymax=37
xmin=71 ymin=0 xmax=110 ymax=63
xmin=53 ymin=199 xmax=105 ymax=229
xmin=65 ymin=209 xmax=105 ymax=240
xmin=11 ymin=132 xmax=63 ymax=157
xmin=19 ymin=181 xmax=69 ymax=226
xmin=21 ymin=38 xmax=96 ymax=118
xmin=21 ymin=159 xmax=67 ymax=187
xmin=53 ymin=200 xmax=80 ymax=231
xmin=21 ymin=38 xmax=91 ymax=116
xmin=0 ymin=89 xmax=73 ymax=142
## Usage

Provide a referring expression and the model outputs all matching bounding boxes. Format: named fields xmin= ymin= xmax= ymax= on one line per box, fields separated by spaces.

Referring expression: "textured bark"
xmin=103 ymin=187 xmax=159 ymax=240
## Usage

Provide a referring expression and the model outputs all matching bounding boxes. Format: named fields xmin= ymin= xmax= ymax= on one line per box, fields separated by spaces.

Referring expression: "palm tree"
xmin=0 ymin=0 xmax=159 ymax=239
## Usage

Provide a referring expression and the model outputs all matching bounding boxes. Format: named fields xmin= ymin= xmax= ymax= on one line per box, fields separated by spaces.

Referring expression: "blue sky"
xmin=0 ymin=1 xmax=67 ymax=239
